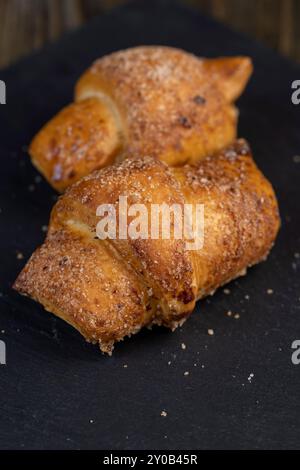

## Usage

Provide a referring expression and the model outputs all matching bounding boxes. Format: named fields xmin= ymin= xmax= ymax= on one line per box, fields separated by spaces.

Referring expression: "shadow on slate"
xmin=0 ymin=0 xmax=299 ymax=451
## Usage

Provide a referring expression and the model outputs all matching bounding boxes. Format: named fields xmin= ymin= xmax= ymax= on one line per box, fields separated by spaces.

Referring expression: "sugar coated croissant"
xmin=29 ymin=46 xmax=252 ymax=191
xmin=14 ymin=140 xmax=280 ymax=354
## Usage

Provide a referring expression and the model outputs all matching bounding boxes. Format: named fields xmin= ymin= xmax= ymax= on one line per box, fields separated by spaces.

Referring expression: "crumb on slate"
xmin=161 ymin=410 xmax=167 ymax=417
xmin=208 ymin=328 xmax=214 ymax=336
xmin=35 ymin=175 xmax=42 ymax=184
xmin=181 ymin=342 xmax=186 ymax=350
xmin=248 ymin=373 xmax=254 ymax=383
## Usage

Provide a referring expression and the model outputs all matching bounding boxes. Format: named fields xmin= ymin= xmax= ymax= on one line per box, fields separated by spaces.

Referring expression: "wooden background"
xmin=0 ymin=0 xmax=299 ymax=69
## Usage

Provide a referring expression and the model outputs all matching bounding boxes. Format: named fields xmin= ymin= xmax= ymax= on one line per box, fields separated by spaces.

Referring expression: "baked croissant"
xmin=14 ymin=140 xmax=280 ymax=353
xmin=29 ymin=46 xmax=252 ymax=191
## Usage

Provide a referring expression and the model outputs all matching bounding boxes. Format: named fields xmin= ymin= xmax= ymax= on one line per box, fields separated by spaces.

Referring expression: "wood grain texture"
xmin=0 ymin=2 xmax=299 ymax=449
xmin=0 ymin=0 xmax=299 ymax=68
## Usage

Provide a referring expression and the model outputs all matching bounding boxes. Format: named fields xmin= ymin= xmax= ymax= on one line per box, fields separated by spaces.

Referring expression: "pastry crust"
xmin=29 ymin=46 xmax=252 ymax=191
xmin=14 ymin=140 xmax=280 ymax=353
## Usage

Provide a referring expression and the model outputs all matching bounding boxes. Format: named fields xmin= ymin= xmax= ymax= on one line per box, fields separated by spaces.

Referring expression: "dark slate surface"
xmin=0 ymin=0 xmax=299 ymax=450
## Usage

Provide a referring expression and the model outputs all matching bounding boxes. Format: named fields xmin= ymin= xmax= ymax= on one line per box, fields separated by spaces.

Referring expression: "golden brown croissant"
xmin=14 ymin=140 xmax=280 ymax=353
xmin=29 ymin=46 xmax=252 ymax=191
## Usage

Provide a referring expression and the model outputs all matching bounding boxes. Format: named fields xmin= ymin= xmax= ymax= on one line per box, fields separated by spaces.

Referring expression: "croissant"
xmin=14 ymin=140 xmax=280 ymax=353
xmin=29 ymin=46 xmax=253 ymax=191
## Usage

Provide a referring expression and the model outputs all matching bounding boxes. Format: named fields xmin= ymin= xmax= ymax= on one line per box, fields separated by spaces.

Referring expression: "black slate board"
xmin=0 ymin=0 xmax=300 ymax=450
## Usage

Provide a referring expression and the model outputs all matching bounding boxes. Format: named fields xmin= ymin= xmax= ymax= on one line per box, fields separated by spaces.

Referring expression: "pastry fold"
xmin=29 ymin=46 xmax=252 ymax=191
xmin=14 ymin=140 xmax=280 ymax=353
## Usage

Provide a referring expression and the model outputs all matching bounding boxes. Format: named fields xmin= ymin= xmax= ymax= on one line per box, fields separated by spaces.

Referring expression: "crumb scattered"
xmin=223 ymin=288 xmax=230 ymax=295
xmin=248 ymin=373 xmax=254 ymax=383
xmin=167 ymin=361 xmax=171 ymax=365
xmin=1 ymin=330 xmax=5 ymax=334
xmin=41 ymin=225 xmax=48 ymax=233
xmin=292 ymin=262 xmax=297 ymax=271
xmin=16 ymin=252 xmax=24 ymax=260
xmin=28 ymin=184 xmax=35 ymax=192
xmin=293 ymin=155 xmax=300 ymax=163
xmin=123 ymin=364 xmax=128 ymax=368
xmin=208 ymin=328 xmax=214 ymax=336
xmin=194 ymin=363 xmax=197 ymax=367
xmin=34 ymin=175 xmax=42 ymax=184
xmin=267 ymin=289 xmax=274 ymax=295
xmin=234 ymin=313 xmax=240 ymax=319
xmin=161 ymin=410 xmax=167 ymax=417
xmin=294 ymin=253 xmax=300 ymax=259
xmin=201 ymin=364 xmax=205 ymax=369
xmin=227 ymin=310 xmax=232 ymax=317
xmin=89 ymin=419 xmax=94 ymax=424
xmin=184 ymin=371 xmax=189 ymax=376
xmin=181 ymin=342 xmax=186 ymax=350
